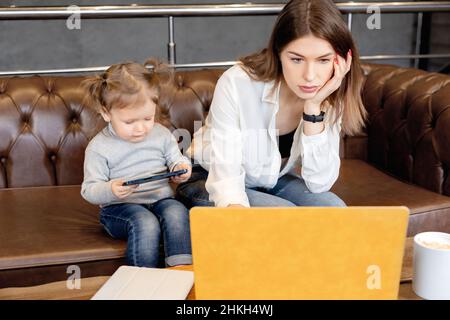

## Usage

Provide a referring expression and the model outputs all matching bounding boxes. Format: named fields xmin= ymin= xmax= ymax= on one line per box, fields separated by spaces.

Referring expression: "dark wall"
xmin=0 ymin=1 xmax=422 ymax=73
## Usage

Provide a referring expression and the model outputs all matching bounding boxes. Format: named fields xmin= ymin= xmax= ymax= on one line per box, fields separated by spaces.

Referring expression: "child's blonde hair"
xmin=82 ymin=59 xmax=172 ymax=123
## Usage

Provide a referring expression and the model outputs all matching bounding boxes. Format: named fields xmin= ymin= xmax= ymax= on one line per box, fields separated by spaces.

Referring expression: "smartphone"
xmin=122 ymin=169 xmax=188 ymax=186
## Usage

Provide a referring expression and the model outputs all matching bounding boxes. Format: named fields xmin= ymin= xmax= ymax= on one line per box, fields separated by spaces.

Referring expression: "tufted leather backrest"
xmin=0 ymin=64 xmax=449 ymax=196
xmin=159 ymin=69 xmax=223 ymax=134
xmin=0 ymin=70 xmax=224 ymax=189
xmin=0 ymin=76 xmax=105 ymax=188
xmin=361 ymin=63 xmax=450 ymax=196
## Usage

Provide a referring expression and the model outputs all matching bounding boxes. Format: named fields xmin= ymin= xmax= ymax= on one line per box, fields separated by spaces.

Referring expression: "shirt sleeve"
xmin=299 ymin=115 xmax=342 ymax=193
xmin=163 ymin=129 xmax=192 ymax=172
xmin=205 ymin=74 xmax=250 ymax=207
xmin=80 ymin=147 xmax=116 ymax=205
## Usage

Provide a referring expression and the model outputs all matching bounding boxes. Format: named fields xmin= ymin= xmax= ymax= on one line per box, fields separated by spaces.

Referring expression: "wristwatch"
xmin=303 ymin=111 xmax=325 ymax=123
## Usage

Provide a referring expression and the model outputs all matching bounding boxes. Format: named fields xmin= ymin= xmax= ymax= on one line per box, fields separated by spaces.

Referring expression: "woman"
xmin=177 ymin=0 xmax=367 ymax=208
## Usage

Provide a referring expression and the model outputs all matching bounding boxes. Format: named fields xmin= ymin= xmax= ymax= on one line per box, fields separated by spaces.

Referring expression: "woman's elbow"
xmin=304 ymin=180 xmax=334 ymax=193
xmin=303 ymin=170 xmax=339 ymax=194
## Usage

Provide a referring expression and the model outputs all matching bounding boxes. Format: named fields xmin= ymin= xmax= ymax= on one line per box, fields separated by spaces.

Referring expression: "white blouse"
xmin=186 ymin=64 xmax=342 ymax=207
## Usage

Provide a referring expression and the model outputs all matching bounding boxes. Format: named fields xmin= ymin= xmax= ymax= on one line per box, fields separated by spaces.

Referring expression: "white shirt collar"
xmin=261 ymin=79 xmax=281 ymax=105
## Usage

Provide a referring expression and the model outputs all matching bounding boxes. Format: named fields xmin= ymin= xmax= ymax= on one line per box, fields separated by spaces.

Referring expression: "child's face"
xmin=101 ymin=91 xmax=157 ymax=143
xmin=279 ymin=35 xmax=336 ymax=100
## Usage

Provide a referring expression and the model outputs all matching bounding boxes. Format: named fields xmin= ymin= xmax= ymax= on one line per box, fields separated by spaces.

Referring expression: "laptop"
xmin=189 ymin=206 xmax=409 ymax=300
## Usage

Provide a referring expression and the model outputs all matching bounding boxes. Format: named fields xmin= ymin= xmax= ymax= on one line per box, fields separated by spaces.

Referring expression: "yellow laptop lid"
xmin=190 ymin=206 xmax=409 ymax=300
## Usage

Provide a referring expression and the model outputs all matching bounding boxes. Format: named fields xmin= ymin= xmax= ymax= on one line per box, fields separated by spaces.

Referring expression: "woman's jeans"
xmin=176 ymin=165 xmax=346 ymax=208
xmin=100 ymin=198 xmax=192 ymax=268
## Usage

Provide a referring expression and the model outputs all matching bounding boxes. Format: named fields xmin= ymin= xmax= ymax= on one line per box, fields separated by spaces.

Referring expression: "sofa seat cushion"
xmin=333 ymin=160 xmax=450 ymax=236
xmin=0 ymin=186 xmax=125 ymax=271
xmin=2 ymin=160 xmax=450 ymax=272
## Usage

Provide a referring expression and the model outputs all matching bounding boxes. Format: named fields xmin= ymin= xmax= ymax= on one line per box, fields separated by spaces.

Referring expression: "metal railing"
xmin=0 ymin=2 xmax=449 ymax=75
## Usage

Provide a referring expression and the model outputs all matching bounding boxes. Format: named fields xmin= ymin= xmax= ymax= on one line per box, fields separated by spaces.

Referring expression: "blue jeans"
xmin=176 ymin=165 xmax=346 ymax=208
xmin=100 ymin=198 xmax=192 ymax=268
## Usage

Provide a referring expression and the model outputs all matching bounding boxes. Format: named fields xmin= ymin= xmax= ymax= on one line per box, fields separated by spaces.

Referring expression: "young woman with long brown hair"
xmin=177 ymin=0 xmax=367 ymax=208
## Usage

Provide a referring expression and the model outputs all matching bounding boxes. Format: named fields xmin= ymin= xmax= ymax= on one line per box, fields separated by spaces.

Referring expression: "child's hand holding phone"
xmin=111 ymin=179 xmax=139 ymax=199
xmin=170 ymin=163 xmax=192 ymax=184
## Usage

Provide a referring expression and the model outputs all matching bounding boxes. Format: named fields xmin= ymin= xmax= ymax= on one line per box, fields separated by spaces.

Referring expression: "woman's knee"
xmin=246 ymin=188 xmax=296 ymax=207
xmin=312 ymin=192 xmax=347 ymax=207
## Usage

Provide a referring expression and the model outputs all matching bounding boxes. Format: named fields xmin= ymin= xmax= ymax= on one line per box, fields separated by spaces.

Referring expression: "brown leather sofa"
xmin=1 ymin=63 xmax=449 ymax=289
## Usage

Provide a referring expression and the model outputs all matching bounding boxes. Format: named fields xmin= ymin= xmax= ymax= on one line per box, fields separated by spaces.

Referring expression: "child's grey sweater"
xmin=81 ymin=123 xmax=191 ymax=207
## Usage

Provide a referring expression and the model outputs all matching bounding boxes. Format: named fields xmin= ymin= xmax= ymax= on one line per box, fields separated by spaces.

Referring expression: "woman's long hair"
xmin=239 ymin=0 xmax=367 ymax=136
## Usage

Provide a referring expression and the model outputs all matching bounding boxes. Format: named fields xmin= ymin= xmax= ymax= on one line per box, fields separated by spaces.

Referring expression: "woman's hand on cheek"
xmin=305 ymin=50 xmax=352 ymax=112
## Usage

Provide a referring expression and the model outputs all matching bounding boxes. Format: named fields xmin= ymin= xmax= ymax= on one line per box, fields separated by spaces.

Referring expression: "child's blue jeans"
xmin=100 ymin=198 xmax=192 ymax=267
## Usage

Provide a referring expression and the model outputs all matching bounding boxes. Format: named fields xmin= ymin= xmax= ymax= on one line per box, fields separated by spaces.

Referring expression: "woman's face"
xmin=280 ymin=35 xmax=336 ymax=100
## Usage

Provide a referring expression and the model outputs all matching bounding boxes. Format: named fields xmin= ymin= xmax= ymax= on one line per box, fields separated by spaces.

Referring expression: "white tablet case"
xmin=91 ymin=266 xmax=194 ymax=300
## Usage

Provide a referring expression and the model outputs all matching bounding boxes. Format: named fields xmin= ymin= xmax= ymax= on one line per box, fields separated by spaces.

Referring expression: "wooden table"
xmin=0 ymin=265 xmax=195 ymax=300
xmin=0 ymin=238 xmax=420 ymax=300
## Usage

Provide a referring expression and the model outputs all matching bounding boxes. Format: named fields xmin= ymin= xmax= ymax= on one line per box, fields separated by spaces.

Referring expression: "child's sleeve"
xmin=81 ymin=147 xmax=116 ymax=205
xmin=163 ymin=129 xmax=192 ymax=172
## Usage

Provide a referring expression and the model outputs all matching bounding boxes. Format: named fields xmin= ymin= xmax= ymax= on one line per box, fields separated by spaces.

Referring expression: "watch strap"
xmin=303 ymin=111 xmax=325 ymax=123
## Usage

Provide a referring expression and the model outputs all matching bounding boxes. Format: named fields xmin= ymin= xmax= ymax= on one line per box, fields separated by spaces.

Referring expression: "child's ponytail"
xmin=144 ymin=58 xmax=174 ymax=87
xmin=144 ymin=58 xmax=174 ymax=127
xmin=81 ymin=73 xmax=108 ymax=113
